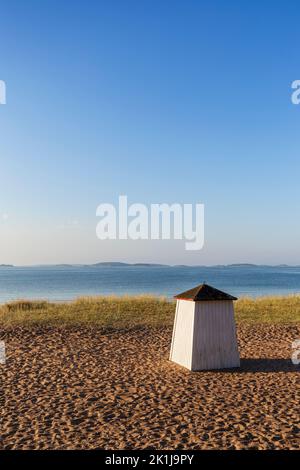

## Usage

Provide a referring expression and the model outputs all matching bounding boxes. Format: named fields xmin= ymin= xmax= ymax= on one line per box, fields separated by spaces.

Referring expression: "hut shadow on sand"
xmin=215 ymin=358 xmax=300 ymax=373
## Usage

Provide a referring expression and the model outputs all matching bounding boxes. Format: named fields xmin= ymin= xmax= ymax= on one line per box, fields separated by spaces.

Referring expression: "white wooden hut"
xmin=170 ymin=283 xmax=240 ymax=371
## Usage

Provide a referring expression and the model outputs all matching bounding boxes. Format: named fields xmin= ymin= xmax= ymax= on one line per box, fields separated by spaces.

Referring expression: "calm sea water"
xmin=0 ymin=265 xmax=300 ymax=303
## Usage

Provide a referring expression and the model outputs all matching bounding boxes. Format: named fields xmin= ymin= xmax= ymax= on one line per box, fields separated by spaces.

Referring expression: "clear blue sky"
xmin=0 ymin=0 xmax=299 ymax=265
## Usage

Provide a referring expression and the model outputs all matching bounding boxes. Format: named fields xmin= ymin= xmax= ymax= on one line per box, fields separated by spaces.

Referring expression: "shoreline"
xmin=1 ymin=291 xmax=300 ymax=302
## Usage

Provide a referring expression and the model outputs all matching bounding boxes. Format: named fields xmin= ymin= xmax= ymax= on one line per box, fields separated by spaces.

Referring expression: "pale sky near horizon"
xmin=1 ymin=0 xmax=300 ymax=266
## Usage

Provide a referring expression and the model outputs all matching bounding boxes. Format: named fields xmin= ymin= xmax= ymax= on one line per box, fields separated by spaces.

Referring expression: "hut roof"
xmin=174 ymin=283 xmax=238 ymax=301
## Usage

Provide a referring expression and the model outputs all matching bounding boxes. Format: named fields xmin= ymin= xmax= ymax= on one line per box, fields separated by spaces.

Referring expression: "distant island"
xmin=92 ymin=262 xmax=168 ymax=268
xmin=0 ymin=264 xmax=14 ymax=268
xmin=227 ymin=263 xmax=259 ymax=268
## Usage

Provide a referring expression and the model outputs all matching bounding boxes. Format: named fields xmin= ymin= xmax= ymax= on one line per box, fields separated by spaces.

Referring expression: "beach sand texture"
xmin=1 ymin=324 xmax=299 ymax=450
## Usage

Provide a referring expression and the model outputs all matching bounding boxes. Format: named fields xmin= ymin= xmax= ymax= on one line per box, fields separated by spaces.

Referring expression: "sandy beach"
xmin=1 ymin=323 xmax=299 ymax=450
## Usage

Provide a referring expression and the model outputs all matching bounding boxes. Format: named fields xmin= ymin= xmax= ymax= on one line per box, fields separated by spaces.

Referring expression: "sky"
xmin=0 ymin=0 xmax=300 ymax=265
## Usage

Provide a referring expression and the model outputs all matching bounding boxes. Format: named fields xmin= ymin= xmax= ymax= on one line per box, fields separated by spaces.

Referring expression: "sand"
xmin=0 ymin=323 xmax=299 ymax=450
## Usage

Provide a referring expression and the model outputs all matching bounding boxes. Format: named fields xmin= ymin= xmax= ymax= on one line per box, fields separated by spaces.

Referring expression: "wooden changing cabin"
xmin=170 ymin=283 xmax=240 ymax=371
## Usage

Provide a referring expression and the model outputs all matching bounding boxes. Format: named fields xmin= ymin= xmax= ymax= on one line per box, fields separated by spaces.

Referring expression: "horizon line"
xmin=1 ymin=262 xmax=300 ymax=268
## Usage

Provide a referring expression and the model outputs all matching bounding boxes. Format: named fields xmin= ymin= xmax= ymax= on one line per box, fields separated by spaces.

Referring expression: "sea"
xmin=0 ymin=264 xmax=300 ymax=303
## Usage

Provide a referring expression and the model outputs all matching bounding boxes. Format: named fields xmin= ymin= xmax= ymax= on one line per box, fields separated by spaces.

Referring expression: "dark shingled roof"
xmin=174 ymin=283 xmax=238 ymax=301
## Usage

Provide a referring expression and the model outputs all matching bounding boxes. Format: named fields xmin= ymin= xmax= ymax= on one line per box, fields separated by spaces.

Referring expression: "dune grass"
xmin=235 ymin=295 xmax=300 ymax=324
xmin=0 ymin=295 xmax=300 ymax=328
xmin=0 ymin=296 xmax=174 ymax=328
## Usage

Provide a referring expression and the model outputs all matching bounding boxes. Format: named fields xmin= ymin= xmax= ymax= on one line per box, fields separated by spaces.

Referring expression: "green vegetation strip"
xmin=0 ymin=295 xmax=300 ymax=327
